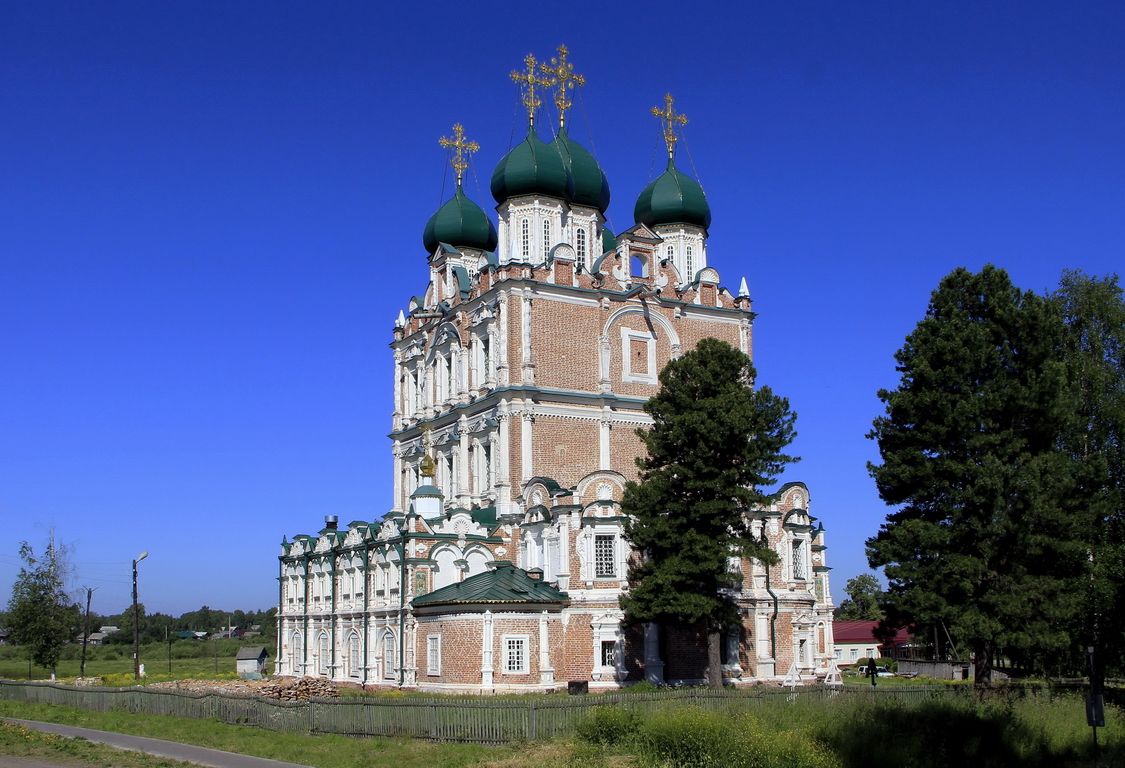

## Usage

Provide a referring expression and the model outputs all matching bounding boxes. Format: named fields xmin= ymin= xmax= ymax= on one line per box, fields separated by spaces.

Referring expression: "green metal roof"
xmin=472 ymin=506 xmax=497 ymax=527
xmin=491 ymin=127 xmax=573 ymax=203
xmin=555 ymin=127 xmax=610 ymax=212
xmin=600 ymin=228 xmax=617 ymax=256
xmin=634 ymin=157 xmax=711 ymax=230
xmin=423 ymin=186 xmax=498 ymax=254
xmin=412 ymin=561 xmax=567 ymax=608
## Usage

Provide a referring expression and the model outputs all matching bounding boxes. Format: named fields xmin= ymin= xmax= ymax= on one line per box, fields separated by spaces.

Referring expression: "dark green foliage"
xmin=621 ymin=338 xmax=796 ymax=666
xmin=1053 ymin=271 xmax=1125 ymax=676
xmin=867 ymin=266 xmax=1084 ymax=682
xmin=6 ymin=537 xmax=81 ymax=672
xmin=834 ymin=574 xmax=885 ymax=621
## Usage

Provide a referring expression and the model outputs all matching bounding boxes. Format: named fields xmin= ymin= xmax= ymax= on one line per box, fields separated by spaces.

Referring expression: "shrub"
xmin=575 ymin=704 xmax=639 ymax=746
xmin=630 ymin=706 xmax=840 ymax=768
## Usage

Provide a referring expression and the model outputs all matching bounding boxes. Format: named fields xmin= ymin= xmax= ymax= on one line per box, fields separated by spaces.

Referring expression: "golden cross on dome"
xmin=539 ymin=44 xmax=585 ymax=127
xmin=438 ymin=123 xmax=479 ymax=186
xmin=651 ymin=92 xmax=688 ymax=158
xmin=510 ymin=53 xmax=551 ymax=126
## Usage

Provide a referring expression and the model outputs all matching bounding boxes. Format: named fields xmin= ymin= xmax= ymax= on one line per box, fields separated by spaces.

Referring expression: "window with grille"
xmin=600 ymin=640 xmax=616 ymax=668
xmin=686 ymin=246 xmax=694 ymax=280
xmin=791 ymin=540 xmax=806 ymax=580
xmin=543 ymin=219 xmax=551 ymax=253
xmin=504 ymin=636 xmax=528 ymax=674
xmin=576 ymin=228 xmax=587 ymax=269
xmin=481 ymin=337 xmax=491 ymax=380
xmin=594 ymin=534 xmax=616 ymax=578
xmin=521 ymin=219 xmax=529 ymax=258
xmin=666 ymin=245 xmax=673 ymax=261
xmin=427 ymin=635 xmax=441 ymax=675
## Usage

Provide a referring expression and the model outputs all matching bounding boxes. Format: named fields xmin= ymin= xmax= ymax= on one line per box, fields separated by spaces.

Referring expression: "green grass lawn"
xmin=2 ymin=687 xmax=1120 ymax=768
xmin=0 ymin=640 xmax=251 ymax=683
xmin=0 ymin=719 xmax=202 ymax=768
xmin=0 ymin=700 xmax=521 ymax=768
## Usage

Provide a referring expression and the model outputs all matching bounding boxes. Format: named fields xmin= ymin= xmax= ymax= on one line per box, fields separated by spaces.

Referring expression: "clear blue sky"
xmin=2 ymin=2 xmax=1123 ymax=618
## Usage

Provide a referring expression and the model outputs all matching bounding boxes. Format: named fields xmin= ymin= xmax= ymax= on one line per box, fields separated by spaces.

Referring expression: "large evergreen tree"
xmin=7 ymin=537 xmax=81 ymax=674
xmin=621 ymin=337 xmax=797 ymax=687
xmin=867 ymin=266 xmax=1084 ymax=684
xmin=1053 ymin=271 xmax=1125 ymax=676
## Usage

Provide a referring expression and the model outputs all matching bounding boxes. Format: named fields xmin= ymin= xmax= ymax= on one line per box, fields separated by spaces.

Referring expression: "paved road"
xmin=3 ymin=719 xmax=315 ymax=768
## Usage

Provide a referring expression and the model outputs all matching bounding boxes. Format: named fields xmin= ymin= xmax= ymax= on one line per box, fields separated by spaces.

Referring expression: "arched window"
xmin=433 ymin=547 xmax=459 ymax=590
xmin=686 ymin=246 xmax=694 ymax=280
xmin=481 ymin=442 xmax=492 ymax=491
xmin=666 ymin=245 xmax=673 ymax=261
xmin=347 ymin=632 xmax=361 ymax=678
xmin=383 ymin=632 xmax=396 ymax=680
xmin=630 ymin=255 xmax=647 ymax=279
xmin=576 ymin=228 xmax=587 ymax=269
xmin=521 ymin=219 xmax=530 ymax=258
xmin=543 ymin=219 xmax=551 ymax=253
xmin=466 ymin=547 xmax=492 ymax=577
xmin=317 ymin=631 xmax=330 ymax=675
xmin=290 ymin=631 xmax=303 ymax=674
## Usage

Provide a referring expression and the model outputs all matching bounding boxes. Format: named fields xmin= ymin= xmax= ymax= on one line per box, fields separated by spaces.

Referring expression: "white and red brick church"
xmin=275 ymin=48 xmax=835 ymax=692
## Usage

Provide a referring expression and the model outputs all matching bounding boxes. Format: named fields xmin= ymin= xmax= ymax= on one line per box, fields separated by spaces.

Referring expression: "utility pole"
xmin=79 ymin=586 xmax=96 ymax=678
xmin=132 ymin=551 xmax=148 ymax=681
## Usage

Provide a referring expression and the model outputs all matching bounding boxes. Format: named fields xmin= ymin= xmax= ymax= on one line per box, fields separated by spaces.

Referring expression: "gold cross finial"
xmin=438 ymin=123 xmax=479 ymax=186
xmin=651 ymin=93 xmax=688 ymax=158
xmin=539 ymin=44 xmax=585 ymax=128
xmin=511 ymin=53 xmax=551 ymax=127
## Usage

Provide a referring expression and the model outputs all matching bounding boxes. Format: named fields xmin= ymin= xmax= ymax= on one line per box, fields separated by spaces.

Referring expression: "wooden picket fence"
xmin=0 ymin=680 xmax=964 ymax=744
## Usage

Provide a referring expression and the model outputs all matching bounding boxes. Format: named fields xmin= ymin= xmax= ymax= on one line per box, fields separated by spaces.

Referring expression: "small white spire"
xmin=738 ymin=277 xmax=750 ymax=298
xmin=395 ymin=309 xmax=406 ymax=328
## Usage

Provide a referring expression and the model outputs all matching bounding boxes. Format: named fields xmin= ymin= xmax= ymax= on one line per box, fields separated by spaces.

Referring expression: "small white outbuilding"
xmin=236 ymin=646 xmax=269 ymax=678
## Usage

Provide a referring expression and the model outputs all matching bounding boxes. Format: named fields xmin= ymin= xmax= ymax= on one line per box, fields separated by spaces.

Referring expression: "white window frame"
xmin=348 ymin=632 xmax=360 ymax=678
xmin=791 ymin=538 xmax=807 ymax=581
xmin=599 ymin=639 xmax=617 ymax=669
xmin=383 ymin=632 xmax=397 ymax=680
xmin=502 ymin=634 xmax=530 ymax=674
xmin=521 ymin=219 xmax=530 ymax=258
xmin=620 ymin=327 xmax=657 ymax=384
xmin=427 ymin=634 xmax=442 ymax=676
xmin=576 ymin=228 xmax=587 ymax=269
xmin=594 ymin=533 xmax=617 ymax=579
xmin=317 ymin=631 xmax=329 ymax=675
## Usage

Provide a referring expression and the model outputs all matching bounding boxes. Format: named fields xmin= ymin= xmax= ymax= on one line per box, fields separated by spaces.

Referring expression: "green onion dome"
xmin=633 ymin=158 xmax=711 ymax=230
xmin=601 ymin=227 xmax=617 ymax=254
xmin=490 ymin=128 xmax=574 ymax=204
xmin=555 ymin=127 xmax=610 ymax=213
xmin=423 ymin=186 xmax=498 ymax=254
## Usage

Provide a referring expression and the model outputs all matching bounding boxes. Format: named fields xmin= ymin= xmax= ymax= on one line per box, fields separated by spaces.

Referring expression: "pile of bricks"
xmin=260 ymin=677 xmax=339 ymax=700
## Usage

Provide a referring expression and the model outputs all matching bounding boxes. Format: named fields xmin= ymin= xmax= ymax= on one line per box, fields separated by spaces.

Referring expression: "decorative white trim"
xmin=620 ymin=327 xmax=657 ymax=384
xmin=501 ymin=634 xmax=530 ymax=674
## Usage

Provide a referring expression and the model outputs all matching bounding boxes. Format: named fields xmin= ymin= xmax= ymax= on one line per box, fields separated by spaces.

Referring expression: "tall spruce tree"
xmin=1053 ymin=271 xmax=1125 ymax=676
xmin=621 ymin=337 xmax=797 ymax=687
xmin=867 ymin=266 xmax=1083 ymax=684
